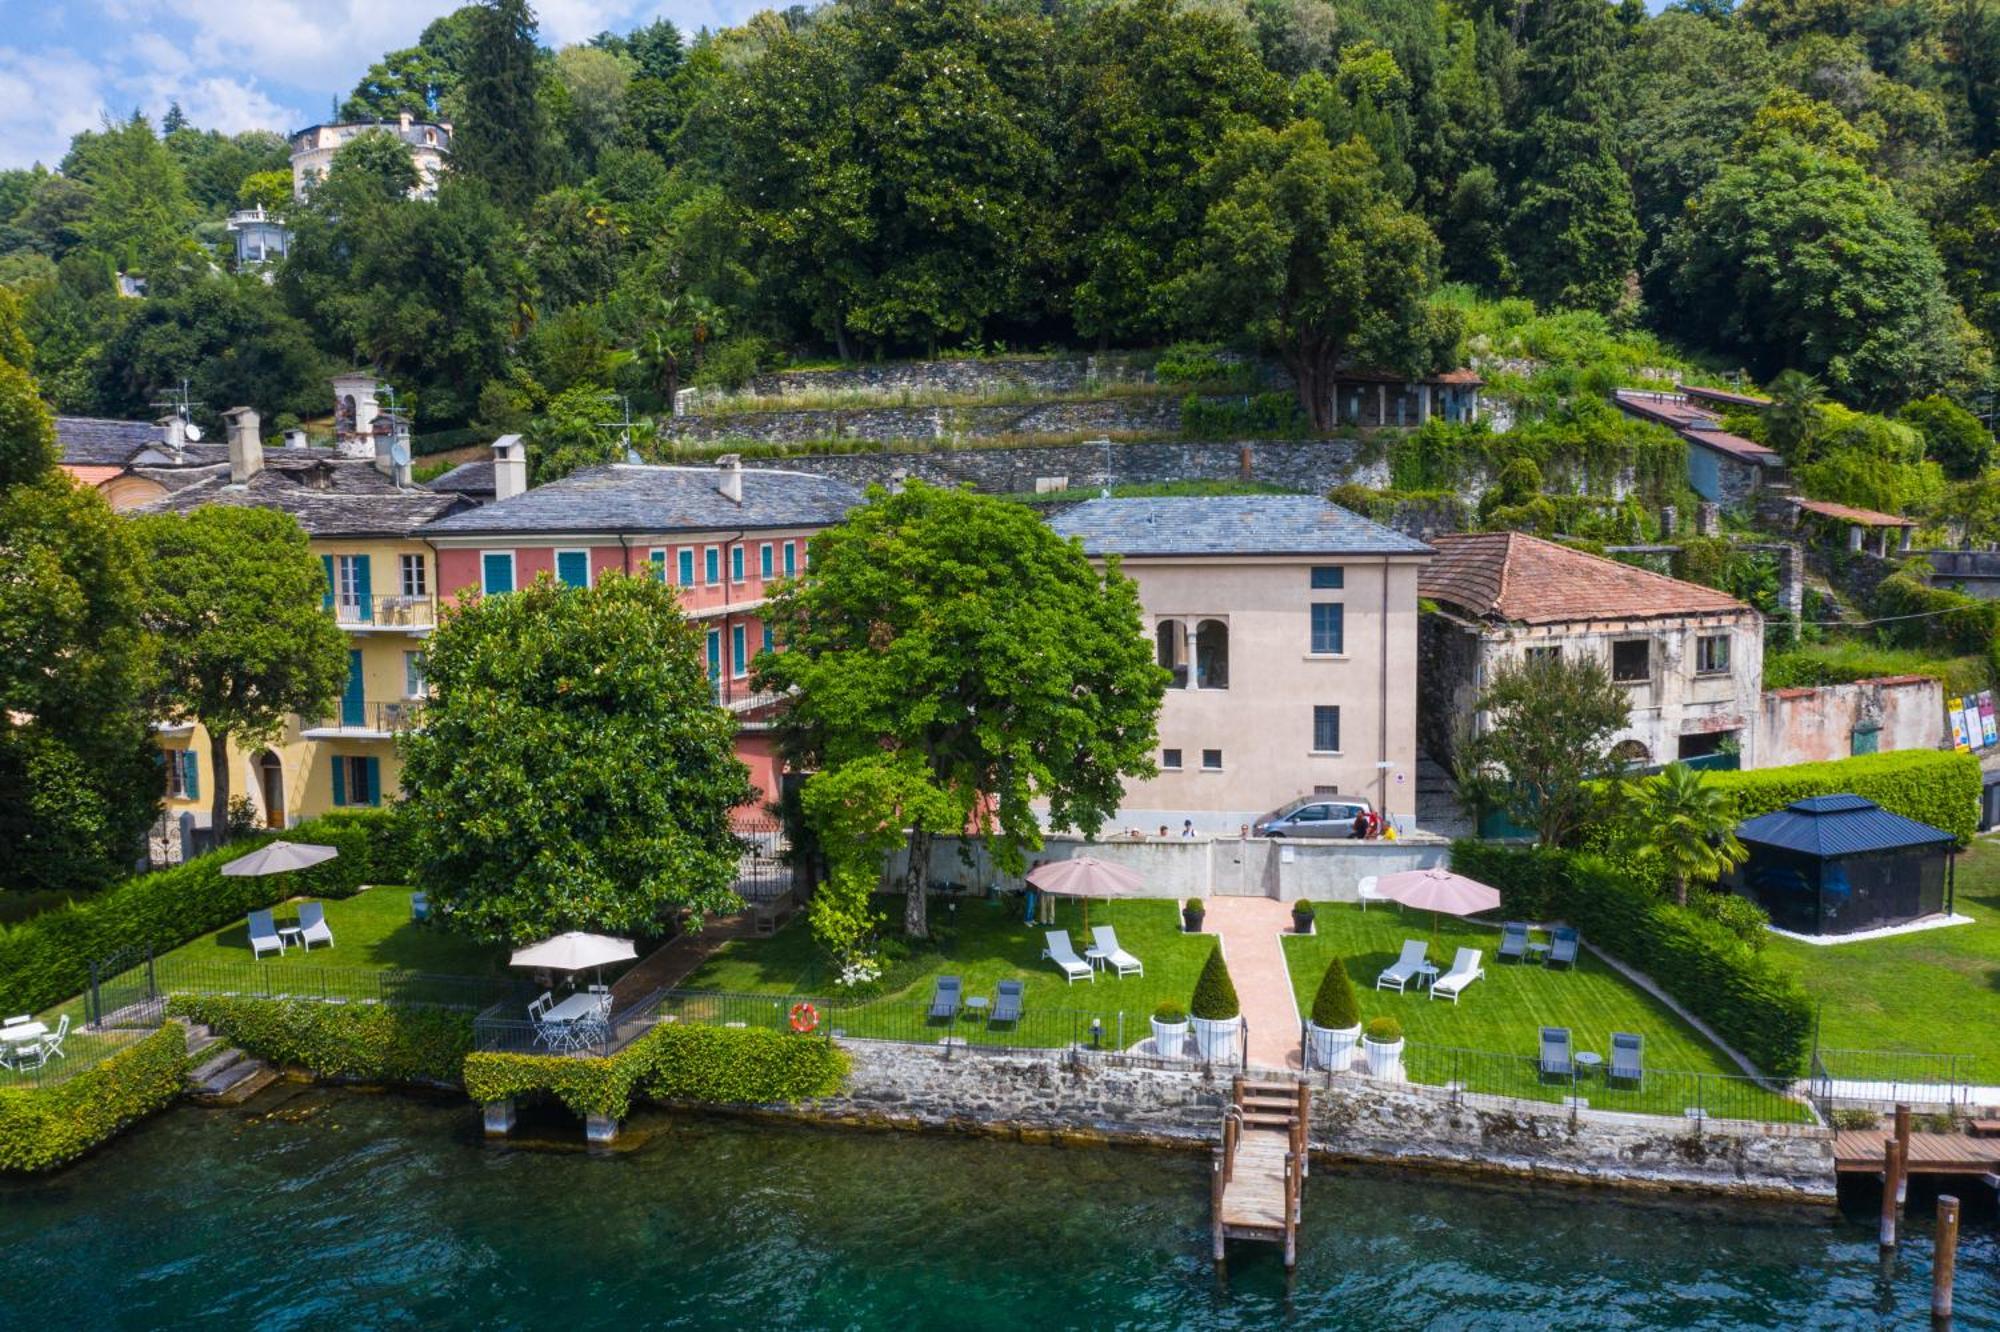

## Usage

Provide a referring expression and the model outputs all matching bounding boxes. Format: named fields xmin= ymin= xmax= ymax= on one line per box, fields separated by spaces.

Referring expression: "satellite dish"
xmin=389 ymin=439 xmax=411 ymax=467
xmin=184 ymin=423 xmax=203 ymax=442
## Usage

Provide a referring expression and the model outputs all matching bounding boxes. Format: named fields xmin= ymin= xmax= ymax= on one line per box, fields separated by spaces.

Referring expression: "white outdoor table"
xmin=2 ymin=1022 xmax=48 ymax=1045
xmin=541 ymin=993 xmax=600 ymax=1024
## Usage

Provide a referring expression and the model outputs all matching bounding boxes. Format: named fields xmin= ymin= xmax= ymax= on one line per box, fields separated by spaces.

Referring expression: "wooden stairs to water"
xmin=184 ymin=1025 xmax=277 ymax=1106
xmin=1212 ymin=1076 xmax=1310 ymax=1269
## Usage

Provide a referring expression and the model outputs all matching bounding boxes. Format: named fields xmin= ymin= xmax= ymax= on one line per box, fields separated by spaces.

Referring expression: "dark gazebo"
xmin=1733 ymin=794 xmax=1957 ymax=936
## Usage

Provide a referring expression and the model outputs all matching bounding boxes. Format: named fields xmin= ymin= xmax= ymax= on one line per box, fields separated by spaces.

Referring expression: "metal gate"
xmin=733 ymin=816 xmax=795 ymax=906
xmin=87 ymin=945 xmax=162 ymax=1030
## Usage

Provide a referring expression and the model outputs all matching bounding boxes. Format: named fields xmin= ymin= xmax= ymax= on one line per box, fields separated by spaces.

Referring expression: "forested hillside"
xmin=1 ymin=0 xmax=1995 ymax=458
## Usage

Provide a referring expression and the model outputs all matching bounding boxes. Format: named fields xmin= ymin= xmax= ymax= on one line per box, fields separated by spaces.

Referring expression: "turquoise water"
xmin=2 ymin=1085 xmax=1995 ymax=1330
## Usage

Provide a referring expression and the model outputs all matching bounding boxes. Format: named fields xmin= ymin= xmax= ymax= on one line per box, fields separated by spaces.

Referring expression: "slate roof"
xmin=1797 ymin=498 xmax=1911 ymax=528
xmin=55 ymin=416 xmax=164 ymax=465
xmin=1420 ymin=531 xmax=1749 ymax=625
xmin=425 ymin=460 xmax=495 ymax=497
xmin=1046 ymin=495 xmax=1431 ymax=558
xmin=1682 ymin=383 xmax=1772 ymax=410
xmin=135 ymin=455 xmax=470 ymax=538
xmin=1611 ymin=391 xmax=1780 ymax=465
xmin=1737 ymin=794 xmax=1955 ymax=859
xmin=417 ymin=463 xmax=864 ymax=537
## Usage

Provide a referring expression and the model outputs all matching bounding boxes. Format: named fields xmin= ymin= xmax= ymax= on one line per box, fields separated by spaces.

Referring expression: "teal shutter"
xmin=649 ymin=550 xmax=666 ymax=581
xmin=342 ymin=650 xmax=365 ymax=727
xmin=363 ymin=757 xmax=381 ymax=806
xmin=783 ymin=542 xmax=796 ymax=575
xmin=556 ymin=550 xmax=589 ymax=588
xmin=762 ymin=623 xmax=774 ymax=654
xmin=353 ymin=554 xmax=372 ymax=622
xmin=760 ymin=544 xmax=773 ymax=578
xmin=678 ymin=549 xmax=694 ymax=586
xmin=182 ymin=751 xmax=199 ymax=801
xmin=322 ymin=554 xmax=335 ymax=610
xmin=704 ymin=547 xmax=719 ymax=584
xmin=731 ymin=625 xmax=747 ymax=676
xmin=482 ymin=552 xmax=513 ymax=594
xmin=731 ymin=546 xmax=744 ymax=581
xmin=332 ymin=757 xmax=347 ymax=807
xmin=706 ymin=630 xmax=720 ymax=680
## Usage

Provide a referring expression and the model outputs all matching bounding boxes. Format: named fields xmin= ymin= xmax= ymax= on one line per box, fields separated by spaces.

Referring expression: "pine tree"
xmin=454 ymin=0 xmax=550 ymax=211
xmin=162 ymin=101 xmax=189 ymax=135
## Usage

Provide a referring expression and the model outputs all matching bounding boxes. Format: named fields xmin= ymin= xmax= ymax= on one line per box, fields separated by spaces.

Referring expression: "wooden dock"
xmin=1834 ymin=1127 xmax=2000 ymax=1177
xmin=1212 ymin=1077 xmax=1309 ymax=1268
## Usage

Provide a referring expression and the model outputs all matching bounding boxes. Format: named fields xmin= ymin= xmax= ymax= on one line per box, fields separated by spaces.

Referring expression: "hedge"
xmin=1692 ymin=750 xmax=1980 ymax=844
xmin=165 ymin=996 xmax=474 ymax=1086
xmin=0 ymin=809 xmax=411 ymax=1020
xmin=463 ymin=1023 xmax=849 ymax=1120
xmin=1450 ymin=841 xmax=1814 ymax=1077
xmin=0 ymin=1026 xmax=190 ymax=1172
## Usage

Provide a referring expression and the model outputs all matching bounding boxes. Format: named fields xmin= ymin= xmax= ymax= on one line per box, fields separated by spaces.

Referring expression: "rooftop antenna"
xmin=150 ymin=379 xmax=203 ymax=443
xmin=597 ymin=393 xmax=642 ymax=463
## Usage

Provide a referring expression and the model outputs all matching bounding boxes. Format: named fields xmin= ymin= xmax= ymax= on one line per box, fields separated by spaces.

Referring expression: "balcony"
xmin=301 ymin=698 xmax=426 ymax=740
xmin=327 ymin=594 xmax=435 ymax=633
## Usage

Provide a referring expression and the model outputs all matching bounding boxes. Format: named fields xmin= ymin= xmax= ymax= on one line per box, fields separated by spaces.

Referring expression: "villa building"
xmin=291 ymin=113 xmax=451 ymax=200
xmin=418 ymin=454 xmax=863 ymax=810
xmin=1046 ymin=495 xmax=1433 ymax=832
xmin=1417 ymin=531 xmax=1764 ymax=773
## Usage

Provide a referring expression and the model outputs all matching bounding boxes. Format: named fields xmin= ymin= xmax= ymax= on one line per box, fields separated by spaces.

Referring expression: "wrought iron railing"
xmin=303 ymin=699 xmax=427 ymax=735
xmin=1809 ymin=1047 xmax=1978 ymax=1107
xmin=326 ymin=594 xmax=435 ymax=628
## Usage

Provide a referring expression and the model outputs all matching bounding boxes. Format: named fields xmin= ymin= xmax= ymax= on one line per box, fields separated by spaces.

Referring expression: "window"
xmin=760 ymin=543 xmax=774 ymax=578
xmin=1310 ymin=603 xmax=1344 ymax=655
xmin=1313 ymin=705 xmax=1341 ymax=753
xmin=1677 ymin=732 xmax=1728 ymax=760
xmin=784 ymin=541 xmax=797 ymax=576
xmin=705 ymin=629 xmax=721 ymax=681
xmin=480 ymin=551 xmax=515 ymax=596
xmin=1525 ymin=645 xmax=1561 ymax=664
xmin=731 ymin=624 xmax=748 ymax=677
xmin=678 ymin=549 xmax=695 ymax=587
xmin=332 ymin=755 xmax=380 ymax=808
xmin=762 ymin=623 xmax=774 ymax=654
xmin=731 ymin=545 xmax=745 ymax=583
xmin=704 ymin=547 xmax=720 ymax=585
xmin=1201 ymin=748 xmax=1223 ymax=771
xmin=399 ymin=553 xmax=427 ymax=598
xmin=404 ymin=651 xmax=426 ymax=698
xmin=555 ymin=549 xmax=591 ymax=589
xmin=1310 ymin=566 xmax=1344 ymax=590
xmin=1162 ymin=748 xmax=1183 ymax=770
xmin=1611 ymin=639 xmax=1651 ymax=683
xmin=1155 ymin=619 xmax=1188 ymax=689
xmin=1696 ymin=634 xmax=1730 ymax=675
xmin=163 ymin=750 xmax=198 ymax=800
xmin=1195 ymin=619 xmax=1229 ymax=689
xmin=649 ymin=550 xmax=666 ymax=581
xmin=331 ymin=553 xmax=371 ymax=621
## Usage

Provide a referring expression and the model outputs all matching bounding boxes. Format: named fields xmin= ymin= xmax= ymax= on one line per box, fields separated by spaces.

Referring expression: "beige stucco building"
xmin=291 ymin=114 xmax=451 ymax=200
xmin=1048 ymin=496 xmax=1432 ymax=832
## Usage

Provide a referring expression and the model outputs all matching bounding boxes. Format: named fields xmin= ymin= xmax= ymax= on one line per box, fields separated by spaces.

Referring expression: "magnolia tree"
xmin=1453 ymin=651 xmax=1631 ymax=847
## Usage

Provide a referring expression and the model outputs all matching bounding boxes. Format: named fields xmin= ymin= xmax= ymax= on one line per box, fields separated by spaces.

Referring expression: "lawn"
xmin=1283 ymin=904 xmax=1808 ymax=1122
xmin=680 ymin=893 xmax=1217 ymax=1050
xmin=1767 ymin=838 xmax=2000 ymax=1074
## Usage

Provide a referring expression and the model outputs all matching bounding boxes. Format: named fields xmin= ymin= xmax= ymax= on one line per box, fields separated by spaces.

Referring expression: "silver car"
xmin=1252 ymin=796 xmax=1374 ymax=839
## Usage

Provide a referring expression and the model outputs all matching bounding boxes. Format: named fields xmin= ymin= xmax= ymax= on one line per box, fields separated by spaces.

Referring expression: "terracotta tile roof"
xmin=60 ymin=464 xmax=124 ymax=487
xmin=1611 ymin=390 xmax=1780 ymax=464
xmin=1795 ymin=498 xmax=1910 ymax=527
xmin=1419 ymin=531 xmax=1749 ymax=625
xmin=1681 ymin=383 xmax=1771 ymax=410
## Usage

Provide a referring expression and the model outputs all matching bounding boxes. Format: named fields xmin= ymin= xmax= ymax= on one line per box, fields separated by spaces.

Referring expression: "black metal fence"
xmin=86 ymin=947 xmax=523 ymax=1030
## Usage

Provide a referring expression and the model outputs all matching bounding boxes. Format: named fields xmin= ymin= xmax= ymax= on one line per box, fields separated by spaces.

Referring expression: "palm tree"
xmin=1643 ymin=762 xmax=1747 ymax=907
xmin=1763 ymin=369 xmax=1824 ymax=460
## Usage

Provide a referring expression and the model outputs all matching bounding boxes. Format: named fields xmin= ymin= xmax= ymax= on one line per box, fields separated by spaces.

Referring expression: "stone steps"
xmin=186 ymin=1037 xmax=278 ymax=1105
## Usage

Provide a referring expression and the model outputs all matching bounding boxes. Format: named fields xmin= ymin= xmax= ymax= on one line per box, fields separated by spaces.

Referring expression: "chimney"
xmin=888 ymin=468 xmax=908 ymax=496
xmin=717 ymin=454 xmax=743 ymax=504
xmin=492 ymin=434 xmax=527 ymax=502
xmin=224 ymin=407 xmax=263 ymax=483
xmin=157 ymin=414 xmax=187 ymax=455
xmin=371 ymin=415 xmax=396 ymax=476
xmin=391 ymin=417 xmax=412 ymax=488
xmin=283 ymin=427 xmax=308 ymax=449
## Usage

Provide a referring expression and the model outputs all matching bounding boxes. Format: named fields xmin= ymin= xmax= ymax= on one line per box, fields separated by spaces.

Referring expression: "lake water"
xmin=2 ymin=1085 xmax=1994 ymax=1330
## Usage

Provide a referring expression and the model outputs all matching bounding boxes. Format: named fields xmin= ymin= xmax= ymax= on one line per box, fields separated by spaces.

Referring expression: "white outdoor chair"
xmin=20 ymin=1015 xmax=66 ymax=1070
xmin=246 ymin=909 xmax=285 ymax=959
xmin=1430 ymin=948 xmax=1486 ymax=1003
xmin=1089 ymin=926 xmax=1144 ymax=978
xmin=298 ymin=902 xmax=334 ymax=951
xmin=1356 ymin=876 xmax=1386 ymax=911
xmin=1041 ymin=931 xmax=1094 ymax=985
xmin=1375 ymin=939 xmax=1430 ymax=992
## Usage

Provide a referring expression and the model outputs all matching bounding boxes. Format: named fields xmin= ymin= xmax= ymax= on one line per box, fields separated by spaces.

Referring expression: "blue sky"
xmin=0 ymin=0 xmax=765 ymax=169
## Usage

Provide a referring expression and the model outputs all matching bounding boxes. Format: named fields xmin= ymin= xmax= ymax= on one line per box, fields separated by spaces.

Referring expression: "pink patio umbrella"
xmin=1027 ymin=856 xmax=1147 ymax=931
xmin=1376 ymin=866 xmax=1502 ymax=945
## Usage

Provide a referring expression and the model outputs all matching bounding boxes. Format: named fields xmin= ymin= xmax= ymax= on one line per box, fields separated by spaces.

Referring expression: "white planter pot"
xmin=1363 ymin=1036 xmax=1406 ymax=1080
xmin=1190 ymin=1014 xmax=1242 ymax=1064
xmin=1307 ymin=1022 xmax=1362 ymax=1073
xmin=1150 ymin=1018 xmax=1189 ymax=1058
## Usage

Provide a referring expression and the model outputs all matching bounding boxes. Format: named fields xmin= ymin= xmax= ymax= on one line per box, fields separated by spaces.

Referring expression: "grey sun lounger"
xmin=991 ymin=979 xmax=1023 ymax=1025
xmin=298 ymin=902 xmax=334 ymax=951
xmin=246 ymin=909 xmax=284 ymax=959
xmin=928 ymin=975 xmax=962 ymax=1021
xmin=1548 ymin=925 xmax=1580 ymax=969
xmin=1497 ymin=921 xmax=1530 ymax=963
xmin=1609 ymin=1032 xmax=1643 ymax=1087
xmin=1539 ymin=1026 xmax=1574 ymax=1081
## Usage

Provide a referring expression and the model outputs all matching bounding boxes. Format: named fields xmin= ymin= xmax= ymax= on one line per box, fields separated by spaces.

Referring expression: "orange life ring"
xmin=789 ymin=1001 xmax=820 ymax=1034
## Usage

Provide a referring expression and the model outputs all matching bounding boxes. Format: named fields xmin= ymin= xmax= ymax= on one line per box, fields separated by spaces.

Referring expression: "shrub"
xmin=1690 ymin=890 xmax=1771 ymax=950
xmin=0 ymin=1026 xmax=190 ymax=1173
xmin=1153 ymin=1001 xmax=1187 ymax=1024
xmin=166 ymin=996 xmax=474 ymax=1085
xmin=1153 ymin=341 xmax=1236 ymax=385
xmin=1180 ymin=391 xmax=1307 ymax=439
xmin=1450 ymin=841 xmax=1813 ymax=1076
xmin=0 ymin=809 xmax=409 ymax=1020
xmin=1364 ymin=1016 xmax=1403 ymax=1043
xmin=1292 ymin=900 xmax=1316 ymax=918
xmin=1694 ymin=750 xmax=1980 ymax=844
xmin=1309 ymin=957 xmax=1361 ymax=1030
xmin=1189 ymin=947 xmax=1240 ymax=1020
xmin=1184 ymin=897 xmax=1204 ymax=913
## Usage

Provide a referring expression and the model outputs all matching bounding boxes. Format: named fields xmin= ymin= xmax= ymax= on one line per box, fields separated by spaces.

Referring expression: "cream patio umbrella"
xmin=509 ymin=931 xmax=638 ymax=987
xmin=217 ymin=842 xmax=339 ymax=876
xmin=1376 ymin=865 xmax=1502 ymax=946
xmin=1027 ymin=856 xmax=1147 ymax=932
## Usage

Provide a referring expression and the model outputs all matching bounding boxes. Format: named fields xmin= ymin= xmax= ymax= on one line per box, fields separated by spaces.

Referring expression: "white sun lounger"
xmin=298 ymin=902 xmax=334 ymax=951
xmin=1430 ymin=948 xmax=1485 ymax=1003
xmin=1089 ymin=926 xmax=1143 ymax=978
xmin=246 ymin=909 xmax=285 ymax=959
xmin=1375 ymin=939 xmax=1429 ymax=992
xmin=1041 ymin=931 xmax=1094 ymax=985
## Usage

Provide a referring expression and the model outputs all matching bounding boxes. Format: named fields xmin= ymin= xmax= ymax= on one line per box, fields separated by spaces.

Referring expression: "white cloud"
xmin=173 ymin=77 xmax=297 ymax=137
xmin=0 ymin=47 xmax=110 ymax=168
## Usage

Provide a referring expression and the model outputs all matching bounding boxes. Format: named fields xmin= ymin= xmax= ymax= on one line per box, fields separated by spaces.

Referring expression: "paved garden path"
xmin=1200 ymin=896 xmax=1304 ymax=1070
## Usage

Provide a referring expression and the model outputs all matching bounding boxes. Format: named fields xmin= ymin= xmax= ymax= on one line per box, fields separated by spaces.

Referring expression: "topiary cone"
xmin=1189 ymin=945 xmax=1240 ymax=1021
xmin=1310 ymin=956 xmax=1360 ymax=1030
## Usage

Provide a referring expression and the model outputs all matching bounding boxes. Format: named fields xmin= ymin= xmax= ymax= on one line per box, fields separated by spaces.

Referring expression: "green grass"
xmin=171 ymin=887 xmax=507 ymax=977
xmin=1284 ymin=904 xmax=1810 ymax=1122
xmin=1767 ymin=839 xmax=2000 ymax=1071
xmin=682 ymin=894 xmax=1216 ymax=1050
xmin=1763 ymin=640 xmax=1991 ymax=695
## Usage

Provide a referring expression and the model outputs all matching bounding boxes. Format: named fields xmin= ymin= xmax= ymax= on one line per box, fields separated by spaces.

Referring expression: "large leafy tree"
xmin=62 ymin=114 xmax=202 ymax=285
xmin=757 ymin=483 xmax=1165 ymax=939
xmin=401 ymin=574 xmax=753 ymax=944
xmin=0 ymin=293 xmax=157 ymax=891
xmin=132 ymin=507 xmax=349 ymax=844
xmin=1454 ymin=651 xmax=1631 ymax=848
xmin=1170 ymin=120 xmax=1460 ymax=430
xmin=454 ymin=0 xmax=552 ymax=211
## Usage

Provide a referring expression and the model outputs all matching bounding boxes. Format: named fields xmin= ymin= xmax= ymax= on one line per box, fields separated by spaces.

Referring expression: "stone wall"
xmin=1759 ymin=676 xmax=1946 ymax=767
xmin=781 ymin=1040 xmax=1836 ymax=1200
xmin=736 ymin=354 xmax=1157 ymax=401
xmin=1416 ymin=611 xmax=1482 ymax=768
xmin=663 ymin=395 xmax=1191 ymax=446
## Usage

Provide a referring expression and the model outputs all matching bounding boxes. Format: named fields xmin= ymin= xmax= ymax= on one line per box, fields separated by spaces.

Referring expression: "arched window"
xmin=1155 ymin=619 xmax=1187 ymax=689
xmin=1195 ymin=619 xmax=1230 ymax=690
xmin=1610 ymin=739 xmax=1651 ymax=768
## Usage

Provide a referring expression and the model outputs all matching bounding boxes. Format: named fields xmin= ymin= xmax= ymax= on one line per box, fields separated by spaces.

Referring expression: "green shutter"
xmin=760 ymin=544 xmax=773 ymax=578
xmin=322 ymin=554 xmax=335 ymax=611
xmin=332 ymin=756 xmax=347 ymax=807
xmin=783 ymin=542 xmax=796 ymax=575
xmin=342 ymin=650 xmax=366 ymax=727
xmin=482 ymin=552 xmax=513 ymax=595
xmin=364 ymin=757 xmax=381 ymax=806
xmin=732 ymin=625 xmax=747 ymax=676
xmin=649 ymin=550 xmax=666 ymax=581
xmin=556 ymin=550 xmax=589 ymax=588
xmin=731 ymin=546 xmax=744 ymax=581
xmin=353 ymin=554 xmax=372 ymax=622
xmin=679 ymin=549 xmax=694 ymax=586
xmin=183 ymin=751 xmax=199 ymax=801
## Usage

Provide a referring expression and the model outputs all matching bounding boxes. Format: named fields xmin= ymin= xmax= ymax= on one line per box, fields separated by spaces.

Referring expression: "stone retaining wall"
xmin=778 ymin=1040 xmax=1836 ymax=1200
xmin=663 ymin=395 xmax=1191 ymax=445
